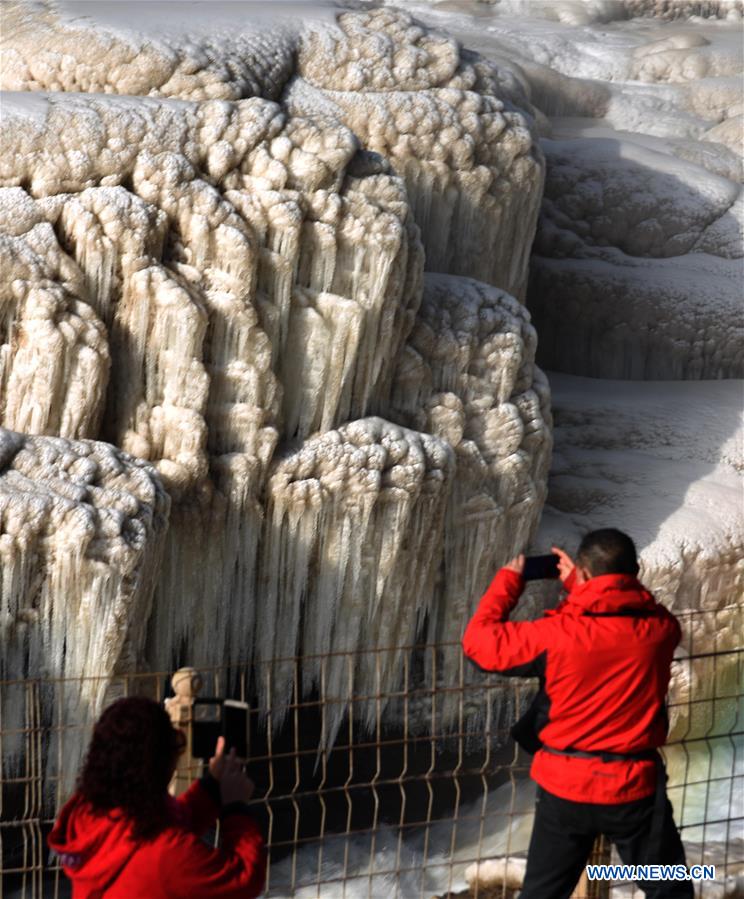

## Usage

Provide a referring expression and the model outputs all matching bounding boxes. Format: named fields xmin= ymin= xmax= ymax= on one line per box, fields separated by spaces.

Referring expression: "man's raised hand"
xmin=551 ymin=545 xmax=575 ymax=584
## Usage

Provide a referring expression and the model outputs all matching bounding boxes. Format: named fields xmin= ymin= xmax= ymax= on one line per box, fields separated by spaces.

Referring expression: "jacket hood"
xmin=48 ymin=793 xmax=138 ymax=886
xmin=545 ymin=574 xmax=657 ymax=617
xmin=564 ymin=573 xmax=656 ymax=614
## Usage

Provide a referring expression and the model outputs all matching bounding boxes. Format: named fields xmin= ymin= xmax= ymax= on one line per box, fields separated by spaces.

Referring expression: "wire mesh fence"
xmin=1 ymin=603 xmax=742 ymax=898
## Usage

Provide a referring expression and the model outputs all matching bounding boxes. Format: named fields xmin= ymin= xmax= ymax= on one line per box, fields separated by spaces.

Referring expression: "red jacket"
xmin=463 ymin=568 xmax=681 ymax=804
xmin=48 ymin=778 xmax=266 ymax=898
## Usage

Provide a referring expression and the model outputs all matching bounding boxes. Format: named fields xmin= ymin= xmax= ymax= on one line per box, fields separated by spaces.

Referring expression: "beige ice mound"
xmin=0 ymin=426 xmax=169 ymax=781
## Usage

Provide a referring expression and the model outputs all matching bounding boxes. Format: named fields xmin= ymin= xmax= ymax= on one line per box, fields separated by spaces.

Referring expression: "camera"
xmin=191 ymin=699 xmax=249 ymax=760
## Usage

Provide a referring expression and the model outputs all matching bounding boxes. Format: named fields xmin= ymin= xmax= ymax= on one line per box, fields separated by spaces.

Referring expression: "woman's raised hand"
xmin=219 ymin=748 xmax=255 ymax=805
xmin=209 ymin=736 xmax=255 ymax=805
xmin=208 ymin=736 xmax=228 ymax=781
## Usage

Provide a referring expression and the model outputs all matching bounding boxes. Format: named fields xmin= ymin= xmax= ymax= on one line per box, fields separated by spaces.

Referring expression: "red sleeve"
xmin=158 ymin=814 xmax=266 ymax=898
xmin=175 ymin=779 xmax=219 ymax=836
xmin=462 ymin=568 xmax=551 ymax=673
xmin=664 ymin=606 xmax=683 ymax=649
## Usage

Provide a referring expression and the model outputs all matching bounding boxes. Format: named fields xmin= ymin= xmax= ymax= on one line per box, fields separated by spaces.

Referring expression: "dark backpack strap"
xmin=510 ymin=687 xmax=550 ymax=756
xmin=582 ymin=608 xmax=659 ymax=618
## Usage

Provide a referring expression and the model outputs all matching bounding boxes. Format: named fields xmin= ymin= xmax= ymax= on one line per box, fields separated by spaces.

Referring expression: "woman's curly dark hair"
xmin=78 ymin=697 xmax=183 ymax=840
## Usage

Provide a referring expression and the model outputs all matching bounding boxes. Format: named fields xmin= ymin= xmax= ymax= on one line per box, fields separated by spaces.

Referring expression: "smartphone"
xmin=191 ymin=699 xmax=222 ymax=760
xmin=222 ymin=699 xmax=249 ymax=759
xmin=191 ymin=698 xmax=250 ymax=760
xmin=522 ymin=553 xmax=560 ymax=581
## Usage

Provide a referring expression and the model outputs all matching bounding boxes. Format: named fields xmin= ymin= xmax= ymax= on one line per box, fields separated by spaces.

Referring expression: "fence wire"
xmin=1 ymin=604 xmax=742 ymax=898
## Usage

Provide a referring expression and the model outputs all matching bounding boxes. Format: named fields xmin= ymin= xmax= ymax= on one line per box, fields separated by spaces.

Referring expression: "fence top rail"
xmin=1 ymin=641 xmax=741 ymax=689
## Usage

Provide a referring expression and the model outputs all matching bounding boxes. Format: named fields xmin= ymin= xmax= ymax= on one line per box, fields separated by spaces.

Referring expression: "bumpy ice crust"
xmin=0 ymin=426 xmax=169 ymax=781
xmin=0 ymin=7 xmax=551 ymax=745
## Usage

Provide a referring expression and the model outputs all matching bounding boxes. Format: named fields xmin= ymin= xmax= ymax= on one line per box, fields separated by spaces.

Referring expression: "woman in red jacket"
xmin=49 ymin=696 xmax=266 ymax=898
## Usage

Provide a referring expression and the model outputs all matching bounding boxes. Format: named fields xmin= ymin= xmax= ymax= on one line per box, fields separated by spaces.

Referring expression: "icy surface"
xmin=0 ymin=4 xmax=549 ymax=752
xmin=535 ymin=374 xmax=743 ymax=614
xmin=395 ymin=0 xmax=743 ymax=379
xmin=0 ymin=427 xmax=169 ymax=780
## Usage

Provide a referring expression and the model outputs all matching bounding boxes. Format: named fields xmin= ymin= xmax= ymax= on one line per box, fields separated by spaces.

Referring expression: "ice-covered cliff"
xmin=400 ymin=0 xmax=743 ymax=383
xmin=0 ymin=3 xmax=549 ymax=744
xmin=396 ymin=0 xmax=743 ymax=609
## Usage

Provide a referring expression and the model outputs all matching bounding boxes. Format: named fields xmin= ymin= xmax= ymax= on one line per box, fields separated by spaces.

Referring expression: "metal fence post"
xmin=165 ymin=667 xmax=203 ymax=796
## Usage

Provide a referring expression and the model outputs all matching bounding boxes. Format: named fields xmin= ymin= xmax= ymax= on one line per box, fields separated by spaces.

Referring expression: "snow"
xmin=0 ymin=90 xmax=50 ymax=123
xmin=57 ymin=0 xmax=341 ymax=34
xmin=536 ymin=374 xmax=743 ymax=613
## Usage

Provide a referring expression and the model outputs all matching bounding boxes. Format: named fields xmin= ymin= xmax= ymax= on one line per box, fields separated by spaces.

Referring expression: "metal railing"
xmin=1 ymin=606 xmax=742 ymax=898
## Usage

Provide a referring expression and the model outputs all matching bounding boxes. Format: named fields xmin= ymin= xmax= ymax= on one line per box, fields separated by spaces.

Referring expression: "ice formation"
xmin=530 ymin=138 xmax=743 ymax=378
xmin=0 ymin=426 xmax=168 ymax=773
xmin=476 ymin=1 xmax=744 ymax=24
xmin=1 ymin=0 xmax=741 ymax=891
xmin=0 ymin=2 xmax=550 ymax=753
xmin=286 ymin=9 xmax=546 ymax=297
xmin=409 ymin=1 xmax=744 ymax=380
xmin=395 ymin=0 xmax=742 ymax=602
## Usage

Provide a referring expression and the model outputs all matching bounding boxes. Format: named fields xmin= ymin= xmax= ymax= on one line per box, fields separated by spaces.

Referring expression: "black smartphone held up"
xmin=522 ymin=553 xmax=560 ymax=581
xmin=191 ymin=698 xmax=250 ymax=760
xmin=191 ymin=699 xmax=222 ymax=760
xmin=222 ymin=699 xmax=249 ymax=760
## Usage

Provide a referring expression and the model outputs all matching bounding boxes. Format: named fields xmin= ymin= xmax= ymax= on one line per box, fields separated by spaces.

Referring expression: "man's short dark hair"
xmin=576 ymin=529 xmax=639 ymax=577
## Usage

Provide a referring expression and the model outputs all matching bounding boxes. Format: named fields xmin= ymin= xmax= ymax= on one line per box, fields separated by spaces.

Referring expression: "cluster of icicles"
xmin=0 ymin=6 xmax=550 ymax=776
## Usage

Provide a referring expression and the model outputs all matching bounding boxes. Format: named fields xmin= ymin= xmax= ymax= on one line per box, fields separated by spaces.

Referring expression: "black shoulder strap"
xmin=583 ymin=608 xmax=658 ymax=618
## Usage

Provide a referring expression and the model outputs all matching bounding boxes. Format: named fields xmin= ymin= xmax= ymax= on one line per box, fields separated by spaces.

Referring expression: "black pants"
xmin=520 ymin=787 xmax=694 ymax=899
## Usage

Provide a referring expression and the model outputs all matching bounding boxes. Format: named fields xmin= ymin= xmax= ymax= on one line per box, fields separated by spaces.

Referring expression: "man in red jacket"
xmin=49 ymin=697 xmax=265 ymax=898
xmin=463 ymin=529 xmax=692 ymax=898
